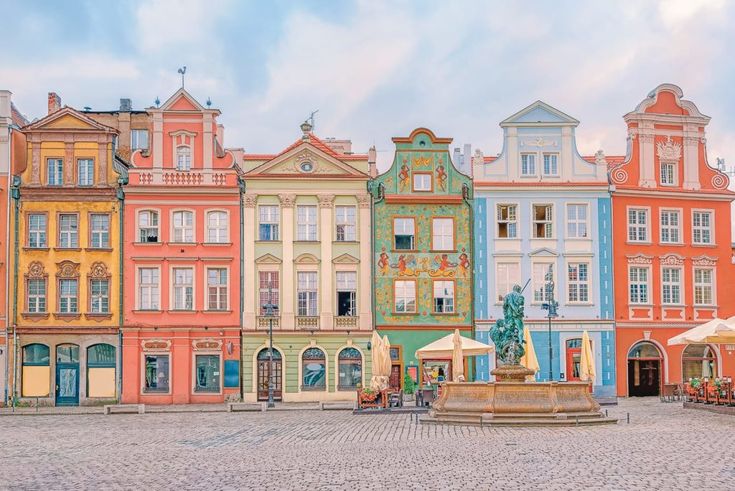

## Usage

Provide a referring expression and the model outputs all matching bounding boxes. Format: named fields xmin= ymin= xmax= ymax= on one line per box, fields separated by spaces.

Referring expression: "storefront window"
xmin=195 ymin=355 xmax=221 ymax=393
xmin=302 ymin=347 xmax=326 ymax=390
xmin=144 ymin=355 xmax=170 ymax=393
xmin=682 ymin=344 xmax=717 ymax=381
xmin=338 ymin=348 xmax=362 ymax=390
xmin=422 ymin=360 xmax=450 ymax=384
xmin=87 ymin=344 xmax=116 ymax=398
xmin=22 ymin=344 xmax=50 ymax=397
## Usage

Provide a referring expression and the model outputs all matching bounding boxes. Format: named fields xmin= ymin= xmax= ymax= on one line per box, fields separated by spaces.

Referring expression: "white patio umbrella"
xmin=667 ymin=318 xmax=735 ymax=345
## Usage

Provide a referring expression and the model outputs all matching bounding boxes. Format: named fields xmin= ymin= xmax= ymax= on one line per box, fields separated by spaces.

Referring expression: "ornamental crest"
xmin=89 ymin=261 xmax=111 ymax=279
xmin=626 ymin=253 xmax=653 ymax=265
xmin=692 ymin=255 xmax=717 ymax=267
xmin=26 ymin=261 xmax=46 ymax=279
xmin=56 ymin=260 xmax=80 ymax=278
xmin=141 ymin=339 xmax=171 ymax=352
xmin=413 ymin=156 xmax=432 ymax=168
xmin=659 ymin=254 xmax=684 ymax=266
xmin=192 ymin=339 xmax=222 ymax=351
xmin=656 ymin=136 xmax=682 ymax=162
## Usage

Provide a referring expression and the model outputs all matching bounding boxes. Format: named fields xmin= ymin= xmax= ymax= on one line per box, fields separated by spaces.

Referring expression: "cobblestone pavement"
xmin=1 ymin=398 xmax=734 ymax=490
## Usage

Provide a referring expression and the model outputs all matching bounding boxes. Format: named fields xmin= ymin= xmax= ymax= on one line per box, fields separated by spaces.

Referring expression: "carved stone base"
xmin=423 ymin=381 xmax=617 ymax=427
xmin=491 ymin=363 xmax=535 ymax=381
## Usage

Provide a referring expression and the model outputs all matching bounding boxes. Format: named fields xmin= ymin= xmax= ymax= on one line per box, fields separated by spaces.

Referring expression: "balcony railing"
xmin=136 ymin=170 xmax=230 ymax=186
xmin=256 ymin=315 xmax=280 ymax=329
xmin=296 ymin=316 xmax=319 ymax=330
xmin=334 ymin=315 xmax=358 ymax=329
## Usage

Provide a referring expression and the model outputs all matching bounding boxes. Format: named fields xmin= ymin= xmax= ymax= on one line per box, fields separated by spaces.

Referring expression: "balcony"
xmin=296 ymin=316 xmax=319 ymax=330
xmin=256 ymin=315 xmax=280 ymax=330
xmin=136 ymin=170 xmax=230 ymax=186
xmin=334 ymin=315 xmax=358 ymax=329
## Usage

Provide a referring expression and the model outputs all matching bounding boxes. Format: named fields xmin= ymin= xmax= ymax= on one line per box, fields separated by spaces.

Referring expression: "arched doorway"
xmin=257 ymin=348 xmax=282 ymax=401
xmin=566 ymin=338 xmax=582 ymax=381
xmin=55 ymin=344 xmax=80 ymax=406
xmin=627 ymin=342 xmax=662 ymax=397
xmin=682 ymin=344 xmax=717 ymax=381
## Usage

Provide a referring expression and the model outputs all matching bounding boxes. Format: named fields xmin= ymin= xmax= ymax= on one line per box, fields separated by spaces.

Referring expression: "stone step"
xmin=423 ymin=415 xmax=618 ymax=427
xmin=320 ymin=402 xmax=356 ymax=411
xmin=104 ymin=404 xmax=145 ymax=415
xmin=227 ymin=402 xmax=266 ymax=412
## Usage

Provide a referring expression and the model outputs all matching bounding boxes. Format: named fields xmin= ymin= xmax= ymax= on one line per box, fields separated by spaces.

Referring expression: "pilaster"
xmin=318 ymin=194 xmax=335 ymax=329
xmin=279 ymin=194 xmax=295 ymax=329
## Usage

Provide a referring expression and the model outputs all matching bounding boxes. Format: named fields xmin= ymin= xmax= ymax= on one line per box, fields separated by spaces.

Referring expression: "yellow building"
xmin=9 ymin=96 xmax=126 ymax=406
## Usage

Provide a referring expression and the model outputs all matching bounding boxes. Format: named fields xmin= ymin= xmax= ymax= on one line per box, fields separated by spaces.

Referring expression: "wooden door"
xmin=257 ymin=359 xmax=282 ymax=401
xmin=389 ymin=364 xmax=402 ymax=391
xmin=566 ymin=347 xmax=582 ymax=381
xmin=628 ymin=359 xmax=660 ymax=397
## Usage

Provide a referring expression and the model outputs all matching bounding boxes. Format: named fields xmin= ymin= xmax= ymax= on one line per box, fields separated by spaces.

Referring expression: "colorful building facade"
xmin=371 ymin=128 xmax=473 ymax=390
xmin=472 ymin=101 xmax=616 ymax=396
xmin=9 ymin=94 xmax=125 ymax=406
xmin=121 ymin=88 xmax=242 ymax=404
xmin=240 ymin=124 xmax=374 ymax=402
xmin=610 ymin=84 xmax=735 ymax=397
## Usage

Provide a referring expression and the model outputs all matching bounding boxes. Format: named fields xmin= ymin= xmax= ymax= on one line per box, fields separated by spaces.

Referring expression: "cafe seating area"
xmin=682 ymin=377 xmax=735 ymax=412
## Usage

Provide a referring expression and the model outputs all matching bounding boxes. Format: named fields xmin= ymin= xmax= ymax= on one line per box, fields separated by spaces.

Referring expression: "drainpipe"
xmin=370 ymin=181 xmax=383 ymax=379
xmin=10 ymin=175 xmax=20 ymax=409
xmin=116 ymin=179 xmax=125 ymax=402
xmin=237 ymin=177 xmax=245 ymax=400
xmin=462 ymin=182 xmax=475 ymax=380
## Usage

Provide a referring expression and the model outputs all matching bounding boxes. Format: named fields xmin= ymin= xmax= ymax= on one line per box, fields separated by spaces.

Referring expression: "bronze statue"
xmin=490 ymin=284 xmax=526 ymax=366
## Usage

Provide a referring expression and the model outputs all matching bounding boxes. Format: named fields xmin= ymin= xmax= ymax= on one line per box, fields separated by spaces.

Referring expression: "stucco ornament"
xmin=490 ymin=284 xmax=526 ymax=365
xmin=656 ymin=136 xmax=681 ymax=162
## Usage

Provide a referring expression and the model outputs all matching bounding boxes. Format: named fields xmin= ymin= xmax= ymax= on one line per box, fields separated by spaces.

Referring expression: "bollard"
xmin=575 ymin=416 xmax=579 ymax=426
xmin=627 ymin=412 xmax=630 ymax=424
xmin=605 ymin=409 xmax=608 ymax=417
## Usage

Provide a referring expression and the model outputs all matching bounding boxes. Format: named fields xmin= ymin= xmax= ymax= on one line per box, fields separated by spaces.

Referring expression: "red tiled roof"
xmin=483 ymin=156 xmax=498 ymax=163
xmin=582 ymin=155 xmax=626 ymax=169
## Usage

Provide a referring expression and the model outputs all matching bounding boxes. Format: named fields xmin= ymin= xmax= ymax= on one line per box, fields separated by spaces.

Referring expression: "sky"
xmin=2 ymin=0 xmax=734 ymax=171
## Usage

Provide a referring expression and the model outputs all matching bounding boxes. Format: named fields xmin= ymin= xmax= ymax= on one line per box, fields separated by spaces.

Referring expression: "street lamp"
xmin=541 ymin=265 xmax=559 ymax=382
xmin=262 ymin=285 xmax=277 ymax=409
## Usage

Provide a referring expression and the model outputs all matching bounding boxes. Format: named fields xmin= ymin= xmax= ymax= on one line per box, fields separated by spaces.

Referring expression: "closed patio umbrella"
xmin=380 ymin=335 xmax=393 ymax=382
xmin=369 ymin=331 xmax=386 ymax=391
xmin=579 ymin=330 xmax=596 ymax=385
xmin=520 ymin=326 xmax=539 ymax=382
xmin=451 ymin=329 xmax=464 ymax=382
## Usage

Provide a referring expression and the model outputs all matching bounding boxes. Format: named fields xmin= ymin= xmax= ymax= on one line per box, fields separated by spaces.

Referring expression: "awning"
xmin=416 ymin=333 xmax=494 ymax=359
xmin=667 ymin=317 xmax=735 ymax=346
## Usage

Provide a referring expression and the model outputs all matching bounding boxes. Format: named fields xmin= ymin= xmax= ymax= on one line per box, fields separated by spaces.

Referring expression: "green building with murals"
xmin=370 ymin=128 xmax=474 ymax=390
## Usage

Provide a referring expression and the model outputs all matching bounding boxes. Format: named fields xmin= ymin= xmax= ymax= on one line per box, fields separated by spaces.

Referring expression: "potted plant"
xmin=359 ymin=387 xmax=378 ymax=404
xmin=403 ymin=374 xmax=416 ymax=401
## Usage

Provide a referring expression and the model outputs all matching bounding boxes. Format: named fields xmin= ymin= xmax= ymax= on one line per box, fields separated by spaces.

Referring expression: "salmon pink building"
xmin=610 ymin=84 xmax=735 ymax=397
xmin=121 ymin=88 xmax=242 ymax=404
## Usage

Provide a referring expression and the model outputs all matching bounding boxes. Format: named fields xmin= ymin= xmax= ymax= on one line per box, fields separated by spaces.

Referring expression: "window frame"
xmin=26 ymin=278 xmax=47 ymax=313
xmin=628 ymin=265 xmax=651 ymax=305
xmin=77 ymin=158 xmax=95 ymax=187
xmin=171 ymin=266 xmax=195 ymax=311
xmin=136 ymin=266 xmax=161 ymax=311
xmin=495 ymin=262 xmax=520 ymax=304
xmin=412 ymin=172 xmax=433 ymax=192
xmin=393 ymin=279 xmax=417 ymax=314
xmin=661 ymin=266 xmax=683 ymax=306
xmin=205 ymin=210 xmax=229 ymax=244
xmin=297 ymin=271 xmax=318 ymax=317
xmin=57 ymin=278 xmax=79 ymax=314
xmin=531 ymin=262 xmax=555 ymax=304
xmin=26 ymin=212 xmax=48 ymax=249
xmin=137 ymin=209 xmax=160 ymax=243
xmin=659 ymin=208 xmax=682 ymax=245
xmin=89 ymin=212 xmax=111 ymax=249
xmin=258 ymin=205 xmax=280 ymax=241
xmin=496 ymin=204 xmax=518 ymax=239
xmin=542 ymin=153 xmax=559 ymax=176
xmin=520 ymin=153 xmax=536 ymax=176
xmin=130 ymin=129 xmax=149 ymax=151
xmin=89 ymin=278 xmax=111 ymax=314
xmin=301 ymin=347 xmax=327 ymax=391
xmin=566 ymin=262 xmax=590 ymax=304
xmin=258 ymin=270 xmax=280 ymax=315
xmin=565 ymin=203 xmax=589 ymax=239
xmin=335 ymin=205 xmax=357 ymax=242
xmin=431 ymin=217 xmax=455 ymax=251
xmin=171 ymin=209 xmax=195 ymax=243
xmin=393 ymin=216 xmax=416 ymax=251
xmin=531 ymin=204 xmax=554 ymax=239
xmin=660 ymin=161 xmax=677 ymax=186
xmin=206 ymin=267 xmax=229 ymax=311
xmin=626 ymin=207 xmax=650 ymax=243
xmin=142 ymin=353 xmax=171 ymax=394
xmin=193 ymin=353 xmax=222 ymax=394
xmin=336 ymin=347 xmax=363 ymax=391
xmin=176 ymin=145 xmax=192 ymax=171
xmin=336 ymin=271 xmax=357 ymax=317
xmin=57 ymin=212 xmax=80 ymax=249
xmin=432 ymin=279 xmax=455 ymax=314
xmin=692 ymin=209 xmax=714 ymax=246
xmin=47 ymin=157 xmax=63 ymax=186
xmin=296 ymin=204 xmax=318 ymax=242
xmin=693 ymin=267 xmax=715 ymax=306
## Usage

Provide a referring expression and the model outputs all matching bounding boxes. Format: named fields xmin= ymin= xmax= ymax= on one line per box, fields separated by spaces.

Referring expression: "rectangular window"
xmin=131 ymin=129 xmax=149 ymax=151
xmin=433 ymin=280 xmax=454 ymax=313
xmin=412 ymin=173 xmax=432 ymax=191
xmin=335 ymin=206 xmax=356 ymax=242
xmin=47 ymin=158 xmax=63 ymax=186
xmin=694 ymin=268 xmax=714 ymax=305
xmin=27 ymin=279 xmax=46 ymax=313
xmin=662 ymin=267 xmax=682 ymax=305
xmin=660 ymin=162 xmax=676 ymax=185
xmin=172 ymin=268 xmax=194 ymax=310
xmin=336 ymin=271 xmax=357 ymax=317
xmin=138 ymin=210 xmax=159 ymax=243
xmin=28 ymin=214 xmax=47 ymax=248
xmin=77 ymin=158 xmax=94 ymax=186
xmin=394 ymin=280 xmax=416 ymax=313
xmin=567 ymin=263 xmax=589 ymax=303
xmin=566 ymin=204 xmax=588 ymax=238
xmin=207 ymin=211 xmax=228 ymax=243
xmin=90 ymin=279 xmax=110 ymax=313
xmin=258 ymin=271 xmax=279 ymax=315
xmin=532 ymin=263 xmax=554 ymax=303
xmin=138 ymin=268 xmax=160 ymax=310
xmin=627 ymin=208 xmax=648 ymax=242
xmin=496 ymin=263 xmax=520 ymax=303
xmin=660 ymin=210 xmax=681 ymax=244
xmin=176 ymin=146 xmax=191 ymax=171
xmin=532 ymin=204 xmax=553 ymax=238
xmin=543 ymin=153 xmax=558 ymax=175
xmin=521 ymin=154 xmax=536 ymax=175
xmin=497 ymin=204 xmax=517 ymax=239
xmin=90 ymin=214 xmax=110 ymax=248
xmin=173 ymin=211 xmax=194 ymax=242
xmin=394 ymin=218 xmax=415 ymax=250
xmin=207 ymin=268 xmax=228 ymax=311
xmin=629 ymin=267 xmax=649 ymax=304
xmin=144 ymin=355 xmax=169 ymax=393
xmin=258 ymin=205 xmax=280 ymax=241
xmin=297 ymin=272 xmax=318 ymax=316
xmin=296 ymin=205 xmax=317 ymax=241
xmin=432 ymin=218 xmax=454 ymax=251
xmin=58 ymin=214 xmax=79 ymax=248
xmin=194 ymin=355 xmax=220 ymax=393
xmin=693 ymin=211 xmax=713 ymax=245
xmin=59 ymin=279 xmax=78 ymax=313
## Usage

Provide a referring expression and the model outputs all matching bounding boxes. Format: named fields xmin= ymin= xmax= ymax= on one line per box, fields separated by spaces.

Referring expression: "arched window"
xmin=56 ymin=344 xmax=79 ymax=363
xmin=22 ymin=344 xmax=50 ymax=397
xmin=337 ymin=347 xmax=362 ymax=390
xmin=682 ymin=344 xmax=717 ymax=380
xmin=172 ymin=210 xmax=194 ymax=243
xmin=207 ymin=211 xmax=228 ymax=243
xmin=302 ymin=347 xmax=326 ymax=390
xmin=627 ymin=342 xmax=661 ymax=359
xmin=138 ymin=210 xmax=159 ymax=243
xmin=176 ymin=145 xmax=191 ymax=171
xmin=257 ymin=348 xmax=282 ymax=360
xmin=87 ymin=344 xmax=116 ymax=398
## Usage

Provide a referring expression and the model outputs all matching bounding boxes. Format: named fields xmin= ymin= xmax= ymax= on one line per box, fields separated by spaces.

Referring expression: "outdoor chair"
xmin=388 ymin=389 xmax=404 ymax=408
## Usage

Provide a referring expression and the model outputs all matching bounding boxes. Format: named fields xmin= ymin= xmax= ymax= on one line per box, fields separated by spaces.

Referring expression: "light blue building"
xmin=472 ymin=101 xmax=616 ymax=397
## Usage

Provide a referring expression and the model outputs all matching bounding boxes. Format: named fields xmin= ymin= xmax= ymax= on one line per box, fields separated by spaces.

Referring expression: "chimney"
xmin=119 ymin=98 xmax=132 ymax=112
xmin=47 ymin=92 xmax=61 ymax=114
xmin=216 ymin=124 xmax=224 ymax=147
xmin=368 ymin=145 xmax=377 ymax=178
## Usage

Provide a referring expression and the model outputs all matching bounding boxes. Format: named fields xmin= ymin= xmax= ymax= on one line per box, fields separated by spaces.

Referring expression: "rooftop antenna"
xmin=177 ymin=66 xmax=187 ymax=88
xmin=308 ymin=109 xmax=319 ymax=131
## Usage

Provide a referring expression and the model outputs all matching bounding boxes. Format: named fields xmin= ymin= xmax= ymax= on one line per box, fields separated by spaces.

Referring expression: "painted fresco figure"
xmin=491 ymin=284 xmax=526 ymax=365
xmin=436 ymin=164 xmax=447 ymax=190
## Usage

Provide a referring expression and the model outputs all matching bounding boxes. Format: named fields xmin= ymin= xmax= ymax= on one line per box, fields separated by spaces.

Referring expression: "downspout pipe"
xmin=237 ymin=177 xmax=245 ymax=400
xmin=462 ymin=182 xmax=475 ymax=380
xmin=116 ymin=178 xmax=125 ymax=402
xmin=10 ymin=175 xmax=20 ymax=409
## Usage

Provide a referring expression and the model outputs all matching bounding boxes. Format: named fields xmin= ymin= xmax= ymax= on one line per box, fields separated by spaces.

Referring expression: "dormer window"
xmin=521 ymin=154 xmax=536 ymax=176
xmin=176 ymin=146 xmax=191 ymax=171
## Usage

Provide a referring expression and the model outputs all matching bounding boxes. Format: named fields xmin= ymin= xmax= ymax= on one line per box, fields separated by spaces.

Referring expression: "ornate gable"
xmin=332 ymin=253 xmax=359 ymax=264
xmin=500 ymin=100 xmax=579 ymax=127
xmin=255 ymin=253 xmax=282 ymax=264
xmin=23 ymin=107 xmax=117 ymax=133
xmin=247 ymin=141 xmax=365 ymax=178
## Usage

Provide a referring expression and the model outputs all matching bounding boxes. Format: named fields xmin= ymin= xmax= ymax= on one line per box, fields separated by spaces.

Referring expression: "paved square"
xmin=1 ymin=399 xmax=734 ymax=490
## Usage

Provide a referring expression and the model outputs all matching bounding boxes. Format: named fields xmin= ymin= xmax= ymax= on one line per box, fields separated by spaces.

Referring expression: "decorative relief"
xmin=278 ymin=193 xmax=296 ymax=208
xmin=294 ymin=149 xmax=313 ymax=164
xmin=141 ymin=339 xmax=172 ymax=352
xmin=656 ymin=136 xmax=681 ymax=162
xmin=659 ymin=254 xmax=684 ymax=266
xmin=413 ymin=156 xmax=432 ymax=167
xmin=192 ymin=339 xmax=222 ymax=351
xmin=88 ymin=261 xmax=111 ymax=279
xmin=521 ymin=137 xmax=558 ymax=148
xmin=711 ymin=173 xmax=729 ymax=190
xmin=317 ymin=194 xmax=335 ymax=208
xmin=30 ymin=142 xmax=41 ymax=185
xmin=26 ymin=261 xmax=47 ymax=279
xmin=243 ymin=195 xmax=257 ymax=208
xmin=594 ymin=149 xmax=607 ymax=166
xmin=56 ymin=260 xmax=80 ymax=279
xmin=610 ymin=166 xmax=628 ymax=184
xmin=639 ymin=134 xmax=654 ymax=144
xmin=356 ymin=194 xmax=371 ymax=208
xmin=626 ymin=254 xmax=653 ymax=265
xmin=692 ymin=255 xmax=717 ymax=267
xmin=64 ymin=142 xmax=74 ymax=185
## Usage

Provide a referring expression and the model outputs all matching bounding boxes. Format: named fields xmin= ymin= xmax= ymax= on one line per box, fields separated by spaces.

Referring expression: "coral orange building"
xmin=610 ymin=84 xmax=735 ymax=397
xmin=121 ymin=88 xmax=242 ymax=404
